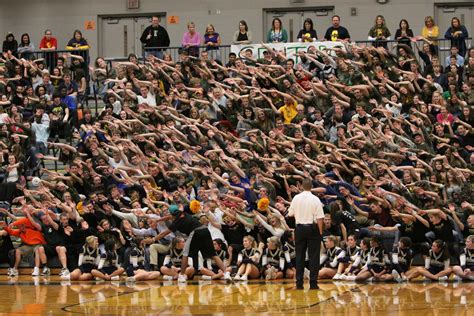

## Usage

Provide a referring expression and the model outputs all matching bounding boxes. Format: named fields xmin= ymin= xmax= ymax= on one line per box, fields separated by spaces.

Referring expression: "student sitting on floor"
xmin=452 ymin=235 xmax=474 ymax=281
xmin=405 ymin=239 xmax=452 ymax=282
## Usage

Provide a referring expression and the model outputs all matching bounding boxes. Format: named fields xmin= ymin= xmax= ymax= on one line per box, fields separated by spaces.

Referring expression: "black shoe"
xmin=310 ymin=284 xmax=320 ymax=290
xmin=296 ymin=284 xmax=304 ymax=290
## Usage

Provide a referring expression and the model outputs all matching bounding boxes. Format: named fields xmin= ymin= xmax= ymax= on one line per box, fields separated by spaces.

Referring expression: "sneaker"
xmin=201 ymin=275 xmax=212 ymax=280
xmin=438 ymin=276 xmax=448 ymax=282
xmin=41 ymin=267 xmax=50 ymax=276
xmin=223 ymin=271 xmax=232 ymax=281
xmin=32 ymin=267 xmax=40 ymax=276
xmin=110 ymin=275 xmax=120 ymax=281
xmin=60 ymin=274 xmax=71 ymax=281
xmin=177 ymin=274 xmax=187 ymax=283
xmin=240 ymin=274 xmax=248 ymax=281
xmin=345 ymin=275 xmax=357 ymax=281
xmin=8 ymin=268 xmax=18 ymax=277
xmin=265 ymin=269 xmax=273 ymax=280
xmin=392 ymin=270 xmax=402 ymax=283
xmin=60 ymin=268 xmax=70 ymax=277
xmin=333 ymin=273 xmax=342 ymax=280
xmin=453 ymin=275 xmax=463 ymax=282
xmin=163 ymin=275 xmax=174 ymax=281
xmin=339 ymin=274 xmax=347 ymax=281
xmin=233 ymin=274 xmax=241 ymax=281
xmin=126 ymin=276 xmax=136 ymax=283
xmin=366 ymin=277 xmax=373 ymax=282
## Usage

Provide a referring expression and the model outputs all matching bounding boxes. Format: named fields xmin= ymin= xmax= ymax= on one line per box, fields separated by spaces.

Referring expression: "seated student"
xmin=452 ymin=235 xmax=474 ymax=281
xmin=355 ymin=237 xmax=388 ymax=282
xmin=199 ymin=238 xmax=231 ymax=280
xmin=318 ymin=235 xmax=346 ymax=280
xmin=338 ymin=234 xmax=360 ymax=280
xmin=345 ymin=237 xmax=371 ymax=281
xmin=91 ymin=239 xmax=125 ymax=281
xmin=281 ymin=230 xmax=296 ymax=279
xmin=388 ymin=237 xmax=413 ymax=282
xmin=160 ymin=236 xmax=194 ymax=281
xmin=405 ymin=239 xmax=452 ymax=281
xmin=262 ymin=236 xmax=285 ymax=280
xmin=125 ymin=237 xmax=161 ymax=282
xmin=234 ymin=235 xmax=263 ymax=281
xmin=70 ymin=235 xmax=100 ymax=281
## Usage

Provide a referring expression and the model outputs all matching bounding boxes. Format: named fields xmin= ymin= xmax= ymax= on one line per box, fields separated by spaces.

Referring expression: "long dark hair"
xmin=20 ymin=33 xmax=30 ymax=46
xmin=303 ymin=18 xmax=314 ymax=31
xmin=399 ymin=19 xmax=410 ymax=30
xmin=104 ymin=239 xmax=116 ymax=266
xmin=272 ymin=18 xmax=283 ymax=31
xmin=239 ymin=20 xmax=248 ymax=32
xmin=433 ymin=239 xmax=450 ymax=260
xmin=451 ymin=17 xmax=461 ymax=30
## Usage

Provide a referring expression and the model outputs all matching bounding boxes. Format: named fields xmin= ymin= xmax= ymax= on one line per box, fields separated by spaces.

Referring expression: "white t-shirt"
xmin=137 ymin=92 xmax=156 ymax=107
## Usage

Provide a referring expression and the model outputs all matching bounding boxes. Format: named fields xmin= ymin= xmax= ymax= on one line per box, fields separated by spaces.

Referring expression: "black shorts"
xmin=428 ymin=266 xmax=443 ymax=275
xmin=183 ymin=228 xmax=215 ymax=259
xmin=100 ymin=266 xmax=118 ymax=275
xmin=264 ymin=263 xmax=281 ymax=271
xmin=211 ymin=265 xmax=220 ymax=274
xmin=44 ymin=244 xmax=61 ymax=258
xmin=80 ymin=263 xmax=96 ymax=274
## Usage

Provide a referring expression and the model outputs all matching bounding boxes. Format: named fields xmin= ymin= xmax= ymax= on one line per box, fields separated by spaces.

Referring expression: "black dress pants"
xmin=295 ymin=224 xmax=321 ymax=287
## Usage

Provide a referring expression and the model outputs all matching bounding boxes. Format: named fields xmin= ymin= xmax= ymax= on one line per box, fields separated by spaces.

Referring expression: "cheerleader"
xmin=452 ymin=235 xmax=474 ymax=281
xmin=160 ymin=236 xmax=195 ymax=281
xmin=405 ymin=239 xmax=452 ymax=281
xmin=389 ymin=237 xmax=413 ymax=283
xmin=234 ymin=236 xmax=263 ymax=281
xmin=70 ymin=236 xmax=100 ymax=281
xmin=318 ymin=235 xmax=346 ymax=280
xmin=338 ymin=234 xmax=360 ymax=280
xmin=262 ymin=236 xmax=285 ymax=280
xmin=355 ymin=237 xmax=388 ymax=282
xmin=281 ymin=230 xmax=296 ymax=279
xmin=125 ymin=237 xmax=161 ymax=282
xmin=345 ymin=237 xmax=371 ymax=281
xmin=91 ymin=239 xmax=126 ymax=281
xmin=199 ymin=239 xmax=232 ymax=280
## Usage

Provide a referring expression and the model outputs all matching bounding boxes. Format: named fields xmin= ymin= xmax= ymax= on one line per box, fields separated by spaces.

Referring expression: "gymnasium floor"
xmin=1 ymin=276 xmax=473 ymax=315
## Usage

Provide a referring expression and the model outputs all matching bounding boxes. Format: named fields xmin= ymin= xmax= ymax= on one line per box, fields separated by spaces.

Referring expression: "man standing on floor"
xmin=140 ymin=16 xmax=171 ymax=59
xmin=288 ymin=178 xmax=324 ymax=289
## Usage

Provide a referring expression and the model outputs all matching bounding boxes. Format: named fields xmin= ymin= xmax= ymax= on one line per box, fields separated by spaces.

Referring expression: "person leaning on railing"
xmin=233 ymin=20 xmax=252 ymax=45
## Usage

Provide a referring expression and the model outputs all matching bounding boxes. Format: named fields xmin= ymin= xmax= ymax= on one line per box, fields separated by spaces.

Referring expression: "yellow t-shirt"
xmin=422 ymin=26 xmax=439 ymax=44
xmin=278 ymin=102 xmax=298 ymax=124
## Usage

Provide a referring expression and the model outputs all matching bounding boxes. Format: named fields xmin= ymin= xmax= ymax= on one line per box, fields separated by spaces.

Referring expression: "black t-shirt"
xmin=168 ymin=212 xmax=203 ymax=236
xmin=398 ymin=220 xmax=428 ymax=244
xmin=333 ymin=210 xmax=360 ymax=235
xmin=40 ymin=221 xmax=65 ymax=246
xmin=324 ymin=26 xmax=350 ymax=41
xmin=462 ymin=224 xmax=474 ymax=238
xmin=221 ymin=223 xmax=246 ymax=246
xmin=297 ymin=29 xmax=318 ymax=42
xmin=429 ymin=218 xmax=454 ymax=242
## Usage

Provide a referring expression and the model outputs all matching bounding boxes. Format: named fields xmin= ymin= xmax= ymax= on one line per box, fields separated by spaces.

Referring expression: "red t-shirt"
xmin=39 ymin=37 xmax=58 ymax=49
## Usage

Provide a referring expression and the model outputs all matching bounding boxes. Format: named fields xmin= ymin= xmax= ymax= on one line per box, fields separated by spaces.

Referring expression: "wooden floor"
xmin=1 ymin=276 xmax=473 ymax=315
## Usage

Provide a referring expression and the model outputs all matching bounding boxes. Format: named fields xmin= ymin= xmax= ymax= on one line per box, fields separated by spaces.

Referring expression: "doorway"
xmin=263 ymin=7 xmax=335 ymax=42
xmin=99 ymin=14 xmax=166 ymax=58
xmin=435 ymin=4 xmax=473 ymax=49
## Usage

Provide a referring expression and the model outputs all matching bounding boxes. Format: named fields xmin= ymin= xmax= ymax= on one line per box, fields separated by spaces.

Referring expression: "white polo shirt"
xmin=288 ymin=191 xmax=325 ymax=224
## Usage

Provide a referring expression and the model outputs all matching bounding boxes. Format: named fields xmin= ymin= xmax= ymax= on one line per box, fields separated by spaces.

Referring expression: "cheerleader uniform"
xmin=341 ymin=245 xmax=360 ymax=264
xmin=349 ymin=248 xmax=369 ymax=274
xmin=79 ymin=245 xmax=99 ymax=274
xmin=460 ymin=248 xmax=474 ymax=271
xmin=238 ymin=248 xmax=260 ymax=267
xmin=98 ymin=250 xmax=120 ymax=275
xmin=391 ymin=247 xmax=413 ymax=274
xmin=426 ymin=249 xmax=449 ymax=275
xmin=126 ymin=246 xmax=146 ymax=277
xmin=200 ymin=249 xmax=228 ymax=274
xmin=366 ymin=247 xmax=387 ymax=274
xmin=320 ymin=246 xmax=346 ymax=269
xmin=262 ymin=248 xmax=285 ymax=272
xmin=283 ymin=241 xmax=296 ymax=270
xmin=163 ymin=248 xmax=193 ymax=269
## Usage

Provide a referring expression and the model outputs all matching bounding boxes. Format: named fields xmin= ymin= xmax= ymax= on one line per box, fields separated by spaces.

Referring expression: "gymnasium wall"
xmin=0 ymin=0 xmax=471 ymax=61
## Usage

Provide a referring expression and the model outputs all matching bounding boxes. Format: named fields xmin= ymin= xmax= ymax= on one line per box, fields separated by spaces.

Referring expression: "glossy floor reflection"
xmin=1 ymin=277 xmax=473 ymax=315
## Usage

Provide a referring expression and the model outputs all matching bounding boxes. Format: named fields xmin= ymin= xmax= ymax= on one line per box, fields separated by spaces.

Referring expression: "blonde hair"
xmin=243 ymin=235 xmax=257 ymax=248
xmin=325 ymin=235 xmax=340 ymax=247
xmin=267 ymin=236 xmax=281 ymax=248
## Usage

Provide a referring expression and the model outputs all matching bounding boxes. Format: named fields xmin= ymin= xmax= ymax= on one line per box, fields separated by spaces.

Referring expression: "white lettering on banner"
xmin=231 ymin=42 xmax=344 ymax=63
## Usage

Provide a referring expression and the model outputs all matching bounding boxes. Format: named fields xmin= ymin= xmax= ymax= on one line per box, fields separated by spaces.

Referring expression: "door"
xmin=265 ymin=9 xmax=334 ymax=42
xmin=436 ymin=5 xmax=473 ymax=49
xmin=100 ymin=15 xmax=166 ymax=58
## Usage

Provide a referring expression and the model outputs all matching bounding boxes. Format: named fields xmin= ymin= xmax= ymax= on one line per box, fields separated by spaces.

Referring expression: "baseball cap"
xmin=169 ymin=204 xmax=181 ymax=216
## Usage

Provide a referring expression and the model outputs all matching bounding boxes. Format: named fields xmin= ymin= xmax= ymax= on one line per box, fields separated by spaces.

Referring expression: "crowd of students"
xmin=0 ymin=12 xmax=472 ymax=285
